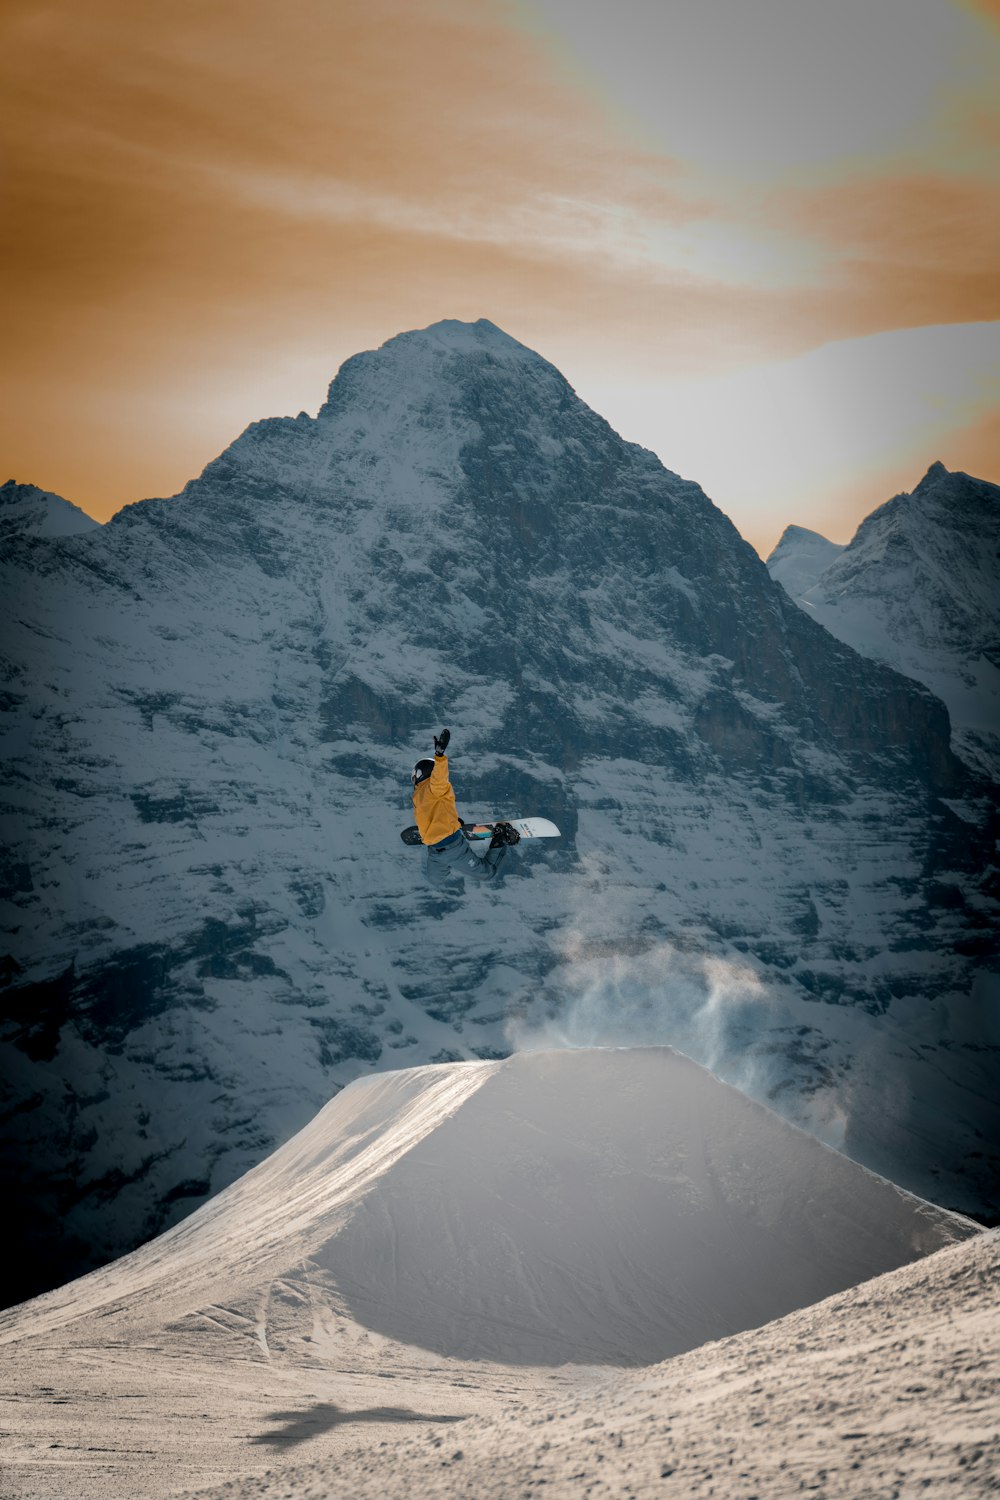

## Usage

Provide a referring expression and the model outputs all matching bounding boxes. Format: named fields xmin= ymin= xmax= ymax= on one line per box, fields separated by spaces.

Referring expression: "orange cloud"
xmin=769 ymin=172 xmax=1000 ymax=336
xmin=1 ymin=0 xmax=997 ymax=533
xmin=0 ymin=0 xmax=693 ymax=513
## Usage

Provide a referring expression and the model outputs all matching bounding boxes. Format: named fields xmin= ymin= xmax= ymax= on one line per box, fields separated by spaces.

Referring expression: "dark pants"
xmin=425 ymin=829 xmax=508 ymax=886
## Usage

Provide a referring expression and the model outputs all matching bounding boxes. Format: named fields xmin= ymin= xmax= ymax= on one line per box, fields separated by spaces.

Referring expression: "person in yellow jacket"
xmin=412 ymin=728 xmax=518 ymax=886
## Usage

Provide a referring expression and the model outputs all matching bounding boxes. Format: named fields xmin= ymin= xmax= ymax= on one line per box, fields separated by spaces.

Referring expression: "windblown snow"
xmin=0 ymin=1048 xmax=984 ymax=1499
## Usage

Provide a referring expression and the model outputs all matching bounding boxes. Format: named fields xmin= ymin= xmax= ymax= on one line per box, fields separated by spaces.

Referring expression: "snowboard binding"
xmin=489 ymin=821 xmax=521 ymax=848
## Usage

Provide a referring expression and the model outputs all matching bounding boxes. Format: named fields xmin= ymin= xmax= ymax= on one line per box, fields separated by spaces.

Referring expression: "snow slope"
xmin=765 ymin=523 xmax=844 ymax=599
xmin=778 ymin=464 xmax=1000 ymax=782
xmin=178 ymin=1230 xmax=999 ymax=1500
xmin=2 ymin=321 xmax=997 ymax=1308
xmin=0 ymin=1047 xmax=982 ymax=1500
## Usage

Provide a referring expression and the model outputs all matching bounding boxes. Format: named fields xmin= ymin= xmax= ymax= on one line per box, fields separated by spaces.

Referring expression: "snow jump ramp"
xmin=312 ymin=1047 xmax=974 ymax=1364
xmin=3 ymin=1047 xmax=976 ymax=1368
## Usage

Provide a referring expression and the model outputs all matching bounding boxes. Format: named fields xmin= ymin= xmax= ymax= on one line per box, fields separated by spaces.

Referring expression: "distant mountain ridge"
xmin=768 ymin=462 xmax=1000 ymax=782
xmin=1 ymin=320 xmax=996 ymax=1308
xmin=766 ymin=524 xmax=845 ymax=601
xmin=0 ymin=480 xmax=100 ymax=541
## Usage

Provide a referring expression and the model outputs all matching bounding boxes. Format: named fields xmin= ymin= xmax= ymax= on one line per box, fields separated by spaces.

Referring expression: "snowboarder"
xmin=411 ymin=729 xmax=519 ymax=886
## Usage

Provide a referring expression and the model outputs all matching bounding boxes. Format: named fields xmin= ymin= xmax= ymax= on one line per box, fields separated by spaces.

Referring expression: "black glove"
xmin=434 ymin=728 xmax=450 ymax=756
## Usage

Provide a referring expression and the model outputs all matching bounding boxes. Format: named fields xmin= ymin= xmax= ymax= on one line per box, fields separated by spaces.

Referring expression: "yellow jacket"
xmin=413 ymin=753 xmax=462 ymax=846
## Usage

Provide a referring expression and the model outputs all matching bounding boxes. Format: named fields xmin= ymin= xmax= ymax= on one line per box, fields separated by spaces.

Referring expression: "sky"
xmin=2 ymin=0 xmax=999 ymax=556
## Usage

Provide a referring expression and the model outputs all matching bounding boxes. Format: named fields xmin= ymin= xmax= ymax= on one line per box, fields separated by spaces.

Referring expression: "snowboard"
xmin=400 ymin=817 xmax=561 ymax=846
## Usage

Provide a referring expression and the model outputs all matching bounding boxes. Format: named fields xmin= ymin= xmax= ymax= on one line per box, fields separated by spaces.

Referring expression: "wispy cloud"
xmin=1 ymin=0 xmax=997 ymax=532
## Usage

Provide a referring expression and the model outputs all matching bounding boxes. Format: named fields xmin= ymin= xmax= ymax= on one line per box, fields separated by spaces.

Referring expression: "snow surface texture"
xmin=1 ymin=319 xmax=998 ymax=1307
xmin=769 ymin=463 xmax=1000 ymax=783
xmin=765 ymin=523 xmax=845 ymax=600
xmin=179 ymin=1232 xmax=1000 ymax=1500
xmin=0 ymin=1047 xmax=986 ymax=1500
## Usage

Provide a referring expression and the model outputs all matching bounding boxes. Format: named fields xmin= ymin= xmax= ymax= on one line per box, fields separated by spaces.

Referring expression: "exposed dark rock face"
xmin=1 ymin=320 xmax=997 ymax=1308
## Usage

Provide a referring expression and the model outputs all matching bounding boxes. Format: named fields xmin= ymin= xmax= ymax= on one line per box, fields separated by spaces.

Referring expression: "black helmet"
xmin=412 ymin=758 xmax=435 ymax=786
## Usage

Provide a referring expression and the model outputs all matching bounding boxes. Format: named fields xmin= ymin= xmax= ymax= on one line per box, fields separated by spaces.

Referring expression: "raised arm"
xmin=430 ymin=727 xmax=451 ymax=794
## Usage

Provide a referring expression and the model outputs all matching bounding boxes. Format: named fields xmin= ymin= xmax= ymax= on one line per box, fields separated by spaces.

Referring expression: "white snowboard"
xmin=401 ymin=817 xmax=560 ymax=845
xmin=464 ymin=817 xmax=560 ymax=841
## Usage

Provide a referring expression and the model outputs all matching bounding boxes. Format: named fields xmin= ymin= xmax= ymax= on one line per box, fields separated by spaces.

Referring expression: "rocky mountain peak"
xmin=764 ymin=525 xmax=845 ymax=605
xmin=317 ymin=316 xmax=565 ymax=420
xmin=773 ymin=524 xmax=829 ymax=546
xmin=184 ymin=319 xmax=573 ymax=512
xmin=823 ymin=465 xmax=1000 ymax=572
xmin=790 ymin=465 xmax=1000 ymax=781
xmin=917 ymin=459 xmax=950 ymax=486
xmin=0 ymin=480 xmax=100 ymax=541
xmin=369 ymin=316 xmax=542 ymax=363
xmin=857 ymin=463 xmax=998 ymax=542
xmin=912 ymin=462 xmax=1000 ymax=521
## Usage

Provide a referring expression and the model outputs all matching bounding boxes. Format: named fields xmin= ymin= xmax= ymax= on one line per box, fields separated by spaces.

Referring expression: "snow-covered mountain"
xmin=1 ymin=320 xmax=997 ymax=1309
xmin=0 ymin=479 xmax=100 ymax=541
xmin=765 ymin=523 xmax=844 ymax=600
xmin=0 ymin=1048 xmax=986 ymax=1499
xmin=769 ymin=463 xmax=1000 ymax=782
